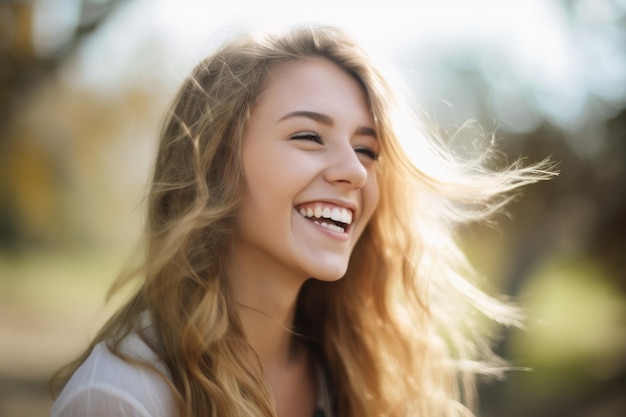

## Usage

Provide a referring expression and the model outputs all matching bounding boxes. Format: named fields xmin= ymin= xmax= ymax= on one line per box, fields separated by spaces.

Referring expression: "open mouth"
xmin=296 ymin=203 xmax=352 ymax=234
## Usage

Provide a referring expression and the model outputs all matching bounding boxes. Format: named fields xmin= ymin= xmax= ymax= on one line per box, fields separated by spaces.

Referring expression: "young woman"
xmin=51 ymin=25 xmax=554 ymax=417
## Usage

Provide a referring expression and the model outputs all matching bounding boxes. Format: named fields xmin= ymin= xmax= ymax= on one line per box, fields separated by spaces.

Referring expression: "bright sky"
xmin=61 ymin=0 xmax=569 ymax=86
xmin=35 ymin=0 xmax=626 ymax=138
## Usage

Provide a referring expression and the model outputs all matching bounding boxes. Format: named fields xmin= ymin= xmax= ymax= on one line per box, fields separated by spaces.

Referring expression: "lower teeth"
xmin=313 ymin=220 xmax=344 ymax=233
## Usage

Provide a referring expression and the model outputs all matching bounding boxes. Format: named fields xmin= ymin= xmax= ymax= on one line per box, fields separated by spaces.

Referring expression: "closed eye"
xmin=289 ymin=131 xmax=323 ymax=144
xmin=354 ymin=146 xmax=379 ymax=161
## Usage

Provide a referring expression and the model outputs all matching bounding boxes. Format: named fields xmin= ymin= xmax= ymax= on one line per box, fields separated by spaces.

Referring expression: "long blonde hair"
xmin=52 ymin=25 xmax=556 ymax=417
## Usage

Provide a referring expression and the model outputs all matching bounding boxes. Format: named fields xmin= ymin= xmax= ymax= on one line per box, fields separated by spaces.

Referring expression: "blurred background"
xmin=0 ymin=0 xmax=624 ymax=416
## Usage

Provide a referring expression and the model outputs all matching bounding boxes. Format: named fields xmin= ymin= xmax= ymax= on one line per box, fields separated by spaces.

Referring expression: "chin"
xmin=308 ymin=264 xmax=348 ymax=282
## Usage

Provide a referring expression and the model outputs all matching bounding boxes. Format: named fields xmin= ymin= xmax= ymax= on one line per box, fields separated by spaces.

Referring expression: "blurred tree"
xmin=0 ymin=0 xmax=131 ymax=134
xmin=0 ymin=0 xmax=131 ymax=250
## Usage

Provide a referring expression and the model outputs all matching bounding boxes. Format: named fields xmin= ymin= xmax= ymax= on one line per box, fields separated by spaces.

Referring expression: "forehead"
xmin=251 ymin=58 xmax=375 ymax=126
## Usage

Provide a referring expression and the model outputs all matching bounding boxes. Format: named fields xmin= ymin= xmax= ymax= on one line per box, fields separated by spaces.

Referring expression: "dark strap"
xmin=314 ymin=359 xmax=334 ymax=417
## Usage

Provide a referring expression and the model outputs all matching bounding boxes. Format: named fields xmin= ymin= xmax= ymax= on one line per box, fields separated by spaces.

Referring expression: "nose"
xmin=324 ymin=143 xmax=368 ymax=189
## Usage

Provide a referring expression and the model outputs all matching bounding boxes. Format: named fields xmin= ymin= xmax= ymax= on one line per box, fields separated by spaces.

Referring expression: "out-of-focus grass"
xmin=506 ymin=255 xmax=626 ymax=401
xmin=0 ymin=248 xmax=135 ymax=379
xmin=1 ymin=250 xmax=121 ymax=309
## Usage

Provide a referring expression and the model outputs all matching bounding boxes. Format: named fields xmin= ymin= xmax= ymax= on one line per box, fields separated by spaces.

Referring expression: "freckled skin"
xmin=234 ymin=58 xmax=379 ymax=286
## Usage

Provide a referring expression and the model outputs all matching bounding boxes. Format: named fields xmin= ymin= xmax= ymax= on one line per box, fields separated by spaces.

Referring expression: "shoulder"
xmin=51 ymin=332 xmax=176 ymax=417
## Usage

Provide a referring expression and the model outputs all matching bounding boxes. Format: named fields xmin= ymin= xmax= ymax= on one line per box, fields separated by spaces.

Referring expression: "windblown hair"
xmin=52 ymin=25 xmax=555 ymax=416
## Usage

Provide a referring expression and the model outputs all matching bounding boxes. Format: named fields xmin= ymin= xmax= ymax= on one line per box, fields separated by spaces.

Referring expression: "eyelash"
xmin=355 ymin=147 xmax=379 ymax=161
xmin=289 ymin=131 xmax=379 ymax=161
xmin=290 ymin=131 xmax=323 ymax=144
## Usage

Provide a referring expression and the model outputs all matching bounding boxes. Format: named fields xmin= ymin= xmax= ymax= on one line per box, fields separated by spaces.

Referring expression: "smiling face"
xmin=234 ymin=58 xmax=379 ymax=284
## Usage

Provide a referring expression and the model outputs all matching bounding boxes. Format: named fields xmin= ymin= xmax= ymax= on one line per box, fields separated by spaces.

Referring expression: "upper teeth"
xmin=298 ymin=205 xmax=352 ymax=225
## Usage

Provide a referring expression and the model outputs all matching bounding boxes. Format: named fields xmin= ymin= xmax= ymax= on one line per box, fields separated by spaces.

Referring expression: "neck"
xmin=237 ymin=292 xmax=302 ymax=367
xmin=227 ymin=241 xmax=318 ymax=417
xmin=228 ymin=244 xmax=308 ymax=368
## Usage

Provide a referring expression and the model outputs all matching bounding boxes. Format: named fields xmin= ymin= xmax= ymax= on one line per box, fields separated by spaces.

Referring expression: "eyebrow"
xmin=278 ymin=110 xmax=377 ymax=139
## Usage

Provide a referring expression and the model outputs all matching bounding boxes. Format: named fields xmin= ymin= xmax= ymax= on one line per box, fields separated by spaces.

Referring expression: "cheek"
xmin=364 ymin=175 xmax=380 ymax=221
xmin=239 ymin=161 xmax=296 ymax=222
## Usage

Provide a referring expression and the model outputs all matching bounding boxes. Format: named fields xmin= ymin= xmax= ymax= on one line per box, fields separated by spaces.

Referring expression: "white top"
xmin=51 ymin=321 xmax=334 ymax=417
xmin=51 ymin=331 xmax=176 ymax=417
